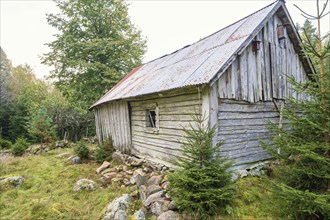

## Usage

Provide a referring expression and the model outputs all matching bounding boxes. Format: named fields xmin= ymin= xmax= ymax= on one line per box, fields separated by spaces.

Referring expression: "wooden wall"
xmin=94 ymin=100 xmax=131 ymax=153
xmin=217 ymin=99 xmax=280 ymax=167
xmin=213 ymin=14 xmax=310 ymax=168
xmin=129 ymin=88 xmax=201 ymax=163
xmin=217 ymin=14 xmax=308 ymax=103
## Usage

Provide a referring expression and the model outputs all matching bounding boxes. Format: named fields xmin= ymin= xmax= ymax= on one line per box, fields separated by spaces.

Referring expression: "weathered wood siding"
xmin=130 ymin=88 xmax=201 ymax=163
xmin=217 ymin=99 xmax=279 ymax=167
xmin=217 ymin=14 xmax=308 ymax=102
xmin=94 ymin=100 xmax=131 ymax=153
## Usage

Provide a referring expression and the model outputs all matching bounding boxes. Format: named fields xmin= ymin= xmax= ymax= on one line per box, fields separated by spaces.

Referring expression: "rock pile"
xmin=25 ymin=140 xmax=72 ymax=155
xmin=102 ymin=194 xmax=131 ymax=220
xmin=97 ymin=152 xmax=180 ymax=219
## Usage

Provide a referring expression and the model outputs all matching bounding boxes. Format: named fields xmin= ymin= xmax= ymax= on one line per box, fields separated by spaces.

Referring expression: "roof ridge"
xmin=144 ymin=0 xmax=279 ymax=65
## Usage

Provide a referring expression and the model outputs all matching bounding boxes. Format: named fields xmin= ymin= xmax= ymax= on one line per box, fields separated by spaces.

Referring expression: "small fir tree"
xmin=29 ymin=108 xmax=57 ymax=145
xmin=167 ymin=115 xmax=235 ymax=219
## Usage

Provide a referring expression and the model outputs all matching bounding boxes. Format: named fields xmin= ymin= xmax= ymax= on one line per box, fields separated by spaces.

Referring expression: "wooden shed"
xmin=90 ymin=0 xmax=314 ymax=170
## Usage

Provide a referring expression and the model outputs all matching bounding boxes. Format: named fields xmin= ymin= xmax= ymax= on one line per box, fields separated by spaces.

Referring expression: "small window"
xmin=146 ymin=110 xmax=157 ymax=128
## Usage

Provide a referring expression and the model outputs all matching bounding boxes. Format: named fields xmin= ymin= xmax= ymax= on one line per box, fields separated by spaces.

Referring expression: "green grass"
xmin=0 ymin=148 xmax=127 ymax=220
xmin=216 ymin=176 xmax=284 ymax=220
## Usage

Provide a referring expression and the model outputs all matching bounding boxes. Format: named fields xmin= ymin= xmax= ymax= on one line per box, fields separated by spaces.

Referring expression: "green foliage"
xmin=0 ymin=49 xmax=94 ymax=142
xmin=0 ymin=138 xmax=12 ymax=149
xmin=29 ymin=108 xmax=57 ymax=145
xmin=74 ymin=141 xmax=90 ymax=159
xmin=95 ymin=138 xmax=115 ymax=163
xmin=263 ymin=14 xmax=330 ymax=219
xmin=167 ymin=115 xmax=235 ymax=219
xmin=11 ymin=138 xmax=30 ymax=156
xmin=42 ymin=0 xmax=146 ymax=108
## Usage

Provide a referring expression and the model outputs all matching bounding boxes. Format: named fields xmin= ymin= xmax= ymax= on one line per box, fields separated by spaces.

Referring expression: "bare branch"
xmin=320 ymin=0 xmax=329 ymax=16
xmin=294 ymin=4 xmax=318 ymax=19
xmin=320 ymin=11 xmax=330 ymax=19
xmin=301 ymin=13 xmax=318 ymax=20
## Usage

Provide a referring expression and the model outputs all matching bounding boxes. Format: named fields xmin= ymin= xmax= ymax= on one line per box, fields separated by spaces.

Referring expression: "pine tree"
xmin=263 ymin=1 xmax=330 ymax=219
xmin=167 ymin=115 xmax=235 ymax=219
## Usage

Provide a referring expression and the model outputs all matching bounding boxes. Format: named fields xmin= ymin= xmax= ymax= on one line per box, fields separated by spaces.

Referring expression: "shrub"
xmin=12 ymin=138 xmax=30 ymax=156
xmin=167 ymin=115 xmax=235 ymax=219
xmin=95 ymin=138 xmax=115 ymax=163
xmin=74 ymin=141 xmax=90 ymax=159
xmin=0 ymin=138 xmax=12 ymax=149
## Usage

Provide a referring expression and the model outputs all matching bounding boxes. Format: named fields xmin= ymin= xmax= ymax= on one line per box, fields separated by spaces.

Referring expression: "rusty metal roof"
xmin=91 ymin=1 xmax=281 ymax=108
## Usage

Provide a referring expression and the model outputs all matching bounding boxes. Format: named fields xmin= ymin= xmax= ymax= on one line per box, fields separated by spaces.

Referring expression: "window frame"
xmin=144 ymin=106 xmax=159 ymax=133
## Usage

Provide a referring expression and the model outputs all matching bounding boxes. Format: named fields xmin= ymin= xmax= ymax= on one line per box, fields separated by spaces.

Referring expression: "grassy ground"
xmin=0 ymin=147 xmax=284 ymax=220
xmin=0 ymin=148 xmax=127 ymax=220
xmin=228 ymin=176 xmax=283 ymax=219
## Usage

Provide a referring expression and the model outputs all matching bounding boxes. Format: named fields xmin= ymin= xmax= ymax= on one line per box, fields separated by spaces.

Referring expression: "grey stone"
xmin=134 ymin=209 xmax=146 ymax=220
xmin=237 ymin=169 xmax=249 ymax=178
xmin=73 ymin=179 xmax=97 ymax=192
xmin=157 ymin=210 xmax=180 ymax=220
xmin=146 ymin=184 xmax=162 ymax=197
xmin=96 ymin=161 xmax=112 ymax=174
xmin=147 ymin=175 xmax=162 ymax=186
xmin=161 ymin=181 xmax=170 ymax=190
xmin=71 ymin=156 xmax=81 ymax=164
xmin=0 ymin=176 xmax=24 ymax=188
xmin=168 ymin=201 xmax=178 ymax=211
xmin=143 ymin=190 xmax=164 ymax=207
xmin=101 ymin=167 xmax=116 ymax=175
xmin=139 ymin=185 xmax=147 ymax=201
xmin=128 ymin=157 xmax=143 ymax=167
xmin=103 ymin=194 xmax=131 ymax=219
xmin=130 ymin=169 xmax=147 ymax=186
xmin=114 ymin=209 xmax=127 ymax=220
xmin=150 ymin=199 xmax=170 ymax=216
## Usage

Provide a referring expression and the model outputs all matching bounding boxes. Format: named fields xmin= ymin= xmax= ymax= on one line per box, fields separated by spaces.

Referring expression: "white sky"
xmin=0 ymin=0 xmax=329 ymax=79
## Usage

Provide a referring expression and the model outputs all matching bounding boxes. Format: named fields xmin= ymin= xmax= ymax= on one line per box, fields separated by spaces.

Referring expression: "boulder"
xmin=101 ymin=167 xmax=116 ymax=175
xmin=147 ymin=175 xmax=162 ymax=186
xmin=161 ymin=181 xmax=170 ymax=190
xmin=103 ymin=194 xmax=131 ymax=220
xmin=139 ymin=185 xmax=147 ymax=201
xmin=0 ymin=176 xmax=24 ymax=189
xmin=96 ymin=161 xmax=112 ymax=174
xmin=157 ymin=210 xmax=180 ymax=220
xmin=71 ymin=156 xmax=81 ymax=164
xmin=168 ymin=201 xmax=178 ymax=211
xmin=146 ymin=184 xmax=162 ymax=197
xmin=150 ymin=199 xmax=170 ymax=216
xmin=114 ymin=210 xmax=127 ymax=220
xmin=73 ymin=179 xmax=97 ymax=192
xmin=134 ymin=209 xmax=146 ymax=220
xmin=103 ymin=172 xmax=118 ymax=179
xmin=130 ymin=169 xmax=147 ymax=186
xmin=143 ymin=190 xmax=164 ymax=207
xmin=127 ymin=157 xmax=143 ymax=167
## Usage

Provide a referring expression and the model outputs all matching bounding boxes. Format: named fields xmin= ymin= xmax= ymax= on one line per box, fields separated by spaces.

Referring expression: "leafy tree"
xmin=263 ymin=1 xmax=330 ymax=219
xmin=42 ymin=0 xmax=146 ymax=108
xmin=0 ymin=47 xmax=13 ymax=104
xmin=167 ymin=115 xmax=235 ymax=219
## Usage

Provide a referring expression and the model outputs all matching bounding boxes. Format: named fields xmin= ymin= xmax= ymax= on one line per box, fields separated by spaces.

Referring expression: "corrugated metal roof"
xmin=91 ymin=1 xmax=280 ymax=108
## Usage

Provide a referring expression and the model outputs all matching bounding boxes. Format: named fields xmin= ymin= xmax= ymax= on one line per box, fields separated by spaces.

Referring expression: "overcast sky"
xmin=0 ymin=0 xmax=329 ymax=79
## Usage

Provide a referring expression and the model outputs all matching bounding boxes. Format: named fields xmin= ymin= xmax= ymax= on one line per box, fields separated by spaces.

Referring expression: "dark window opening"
xmin=146 ymin=110 xmax=156 ymax=128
